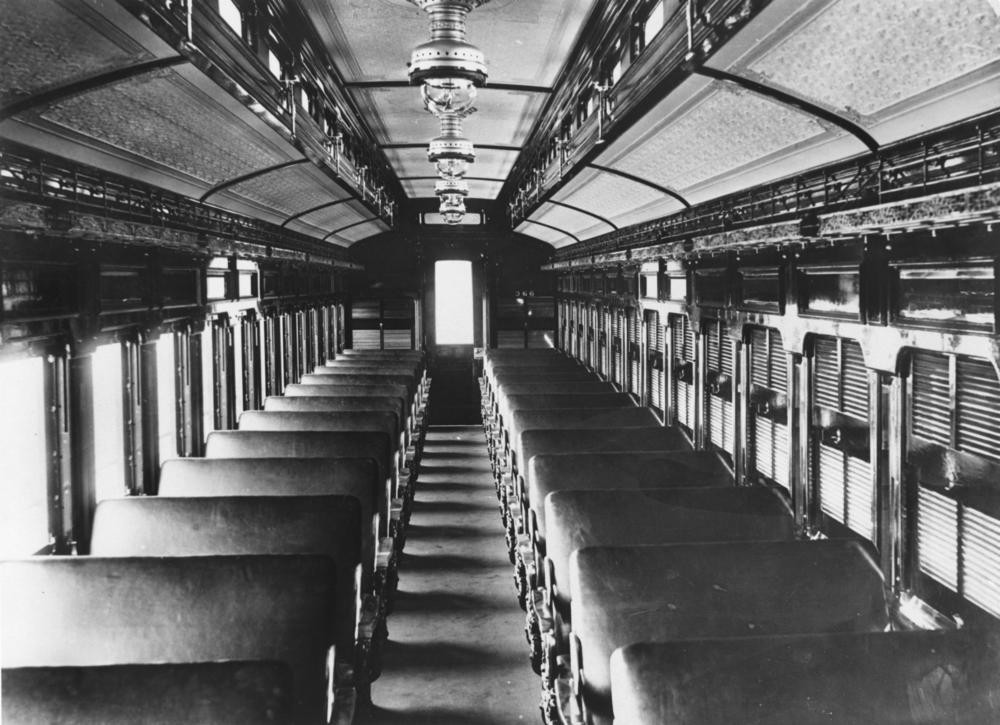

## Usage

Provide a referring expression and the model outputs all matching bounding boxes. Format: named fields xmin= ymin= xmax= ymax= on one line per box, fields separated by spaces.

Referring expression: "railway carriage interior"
xmin=3 ymin=0 xmax=1000 ymax=723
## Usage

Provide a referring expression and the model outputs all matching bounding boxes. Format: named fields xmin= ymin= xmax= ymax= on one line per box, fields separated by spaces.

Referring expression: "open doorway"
xmin=432 ymin=259 xmax=479 ymax=423
xmin=434 ymin=260 xmax=474 ymax=345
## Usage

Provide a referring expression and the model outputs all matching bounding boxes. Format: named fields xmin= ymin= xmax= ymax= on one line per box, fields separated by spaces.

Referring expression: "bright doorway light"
xmin=435 ymin=260 xmax=474 ymax=344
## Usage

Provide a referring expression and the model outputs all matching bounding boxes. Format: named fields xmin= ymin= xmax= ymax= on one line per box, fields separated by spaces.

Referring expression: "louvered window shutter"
xmin=750 ymin=327 xmax=789 ymax=489
xmin=628 ymin=308 xmax=640 ymax=395
xmin=646 ymin=310 xmax=663 ymax=412
xmin=911 ymin=351 xmax=1000 ymax=619
xmin=670 ymin=315 xmax=695 ymax=430
xmin=705 ymin=320 xmax=735 ymax=455
xmin=812 ymin=337 xmax=874 ymax=541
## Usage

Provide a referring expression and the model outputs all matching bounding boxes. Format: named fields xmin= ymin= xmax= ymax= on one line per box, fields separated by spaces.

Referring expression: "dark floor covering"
xmin=356 ymin=426 xmax=540 ymax=724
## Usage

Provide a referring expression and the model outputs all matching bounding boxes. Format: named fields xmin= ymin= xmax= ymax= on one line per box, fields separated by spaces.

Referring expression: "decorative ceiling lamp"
xmin=408 ymin=1 xmax=489 ymax=88
xmin=408 ymin=0 xmax=490 ymax=223
xmin=439 ymin=194 xmax=467 ymax=224
xmin=436 ymin=177 xmax=469 ymax=225
xmin=427 ymin=111 xmax=476 ymax=179
xmin=435 ymin=176 xmax=469 ymax=199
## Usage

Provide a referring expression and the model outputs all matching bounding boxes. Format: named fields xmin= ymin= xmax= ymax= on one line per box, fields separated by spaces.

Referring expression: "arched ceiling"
xmin=299 ymin=0 xmax=600 ymax=208
xmin=3 ymin=0 xmax=996 ymax=252
xmin=516 ymin=0 xmax=1000 ymax=249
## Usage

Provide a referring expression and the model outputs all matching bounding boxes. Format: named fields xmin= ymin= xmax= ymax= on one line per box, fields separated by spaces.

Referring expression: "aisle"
xmin=357 ymin=426 xmax=539 ymax=724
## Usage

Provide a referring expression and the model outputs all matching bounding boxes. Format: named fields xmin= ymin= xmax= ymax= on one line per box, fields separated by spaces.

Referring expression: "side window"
xmin=201 ymin=326 xmax=216 ymax=440
xmin=157 ymin=332 xmax=178 ymax=463
xmin=0 ymin=357 xmax=49 ymax=556
xmin=92 ymin=342 xmax=126 ymax=501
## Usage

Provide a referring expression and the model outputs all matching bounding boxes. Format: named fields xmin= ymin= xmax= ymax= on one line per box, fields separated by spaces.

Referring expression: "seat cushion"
xmin=570 ymin=540 xmax=888 ymax=718
xmin=2 ymin=556 xmax=337 ymax=723
xmin=610 ymin=630 xmax=1000 ymax=725
xmin=528 ymin=451 xmax=733 ymax=541
xmin=2 ymin=661 xmax=293 ymax=725
xmin=546 ymin=487 xmax=794 ymax=614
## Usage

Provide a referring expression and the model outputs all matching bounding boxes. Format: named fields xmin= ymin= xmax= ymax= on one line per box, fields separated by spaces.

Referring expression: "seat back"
xmin=300 ymin=373 xmax=416 ymax=397
xmin=2 ymin=556 xmax=337 ymax=723
xmin=545 ymin=487 xmax=794 ymax=614
xmin=204 ymin=432 xmax=392 ymax=533
xmin=2 ymin=662 xmax=294 ymax=725
xmin=158 ymin=457 xmax=379 ymax=574
xmin=511 ymin=408 xmax=661 ymax=470
xmin=520 ymin=428 xmax=690 ymax=496
xmin=497 ymin=393 xmax=634 ymax=430
xmin=91 ymin=496 xmax=362 ymax=652
xmin=264 ymin=395 xmax=404 ymax=427
xmin=284 ymin=383 xmax=408 ymax=402
xmin=569 ymin=540 xmax=888 ymax=716
xmin=238 ymin=410 xmax=399 ymax=447
xmin=610 ymin=630 xmax=1000 ymax=725
xmin=205 ymin=431 xmax=390 ymax=482
xmin=528 ymin=451 xmax=733 ymax=540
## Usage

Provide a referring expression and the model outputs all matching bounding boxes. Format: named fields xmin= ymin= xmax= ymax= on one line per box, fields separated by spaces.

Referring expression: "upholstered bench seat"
xmin=2 ymin=661 xmax=294 ymax=725
xmin=610 ymin=629 xmax=1000 ymax=725
xmin=570 ymin=540 xmax=888 ymax=723
xmin=2 ymin=556 xmax=338 ymax=724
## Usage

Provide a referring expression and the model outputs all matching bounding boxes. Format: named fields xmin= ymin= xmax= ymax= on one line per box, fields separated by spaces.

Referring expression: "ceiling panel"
xmin=553 ymin=167 xmax=685 ymax=230
xmin=718 ymin=0 xmax=1000 ymax=146
xmin=515 ymin=220 xmax=572 ymax=248
xmin=303 ymin=0 xmax=597 ymax=87
xmin=5 ymin=65 xmax=298 ymax=199
xmin=531 ymin=202 xmax=610 ymax=241
xmin=215 ymin=163 xmax=352 ymax=223
xmin=287 ymin=199 xmax=370 ymax=238
xmin=465 ymin=147 xmax=520 ymax=180
xmin=593 ymin=75 xmax=863 ymax=207
xmin=469 ymin=0 xmax=600 ymax=87
xmin=354 ymin=86 xmax=544 ymax=146
xmin=334 ymin=218 xmax=390 ymax=245
xmin=383 ymin=147 xmax=434 ymax=179
xmin=0 ymin=0 xmax=174 ymax=107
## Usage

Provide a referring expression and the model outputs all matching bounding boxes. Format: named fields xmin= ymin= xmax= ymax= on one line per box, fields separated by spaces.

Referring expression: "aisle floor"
xmin=357 ymin=426 xmax=540 ymax=724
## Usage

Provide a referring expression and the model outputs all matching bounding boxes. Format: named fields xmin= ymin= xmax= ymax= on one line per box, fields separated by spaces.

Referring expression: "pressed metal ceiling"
xmin=520 ymin=0 xmax=1000 ymax=249
xmin=302 ymin=0 xmax=599 ymax=200
xmin=0 ymin=0 xmax=389 ymax=246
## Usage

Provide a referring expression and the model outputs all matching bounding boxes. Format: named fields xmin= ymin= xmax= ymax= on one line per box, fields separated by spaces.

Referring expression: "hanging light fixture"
xmin=439 ymin=194 xmax=467 ymax=224
xmin=408 ymin=0 xmax=491 ymax=223
xmin=427 ymin=111 xmax=475 ymax=178
xmin=422 ymin=78 xmax=477 ymax=116
xmin=408 ymin=1 xmax=490 ymax=87
xmin=435 ymin=177 xmax=470 ymax=199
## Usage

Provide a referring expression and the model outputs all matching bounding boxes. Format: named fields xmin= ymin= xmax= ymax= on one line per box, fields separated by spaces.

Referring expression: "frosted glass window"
xmin=218 ymin=0 xmax=243 ymax=36
xmin=157 ymin=333 xmax=178 ymax=463
xmin=644 ymin=2 xmax=665 ymax=45
xmin=233 ymin=321 xmax=245 ymax=416
xmin=0 ymin=357 xmax=49 ymax=556
xmin=93 ymin=343 xmax=126 ymax=501
xmin=435 ymin=260 xmax=474 ymax=345
xmin=201 ymin=327 xmax=215 ymax=440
